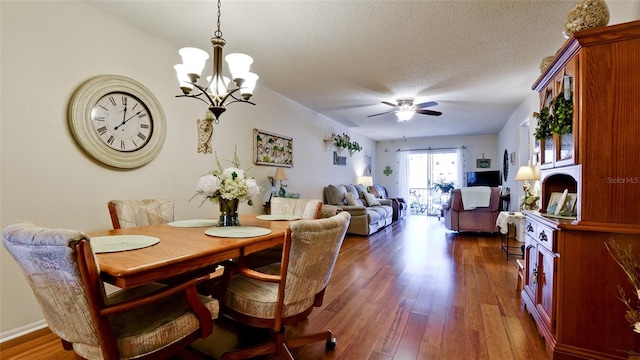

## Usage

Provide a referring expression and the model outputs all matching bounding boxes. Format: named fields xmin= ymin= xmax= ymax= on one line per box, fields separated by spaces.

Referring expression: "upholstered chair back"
xmin=2 ymin=222 xmax=101 ymax=347
xmin=283 ymin=211 xmax=350 ymax=306
xmin=108 ymin=199 xmax=174 ymax=229
xmin=270 ymin=197 xmax=322 ymax=219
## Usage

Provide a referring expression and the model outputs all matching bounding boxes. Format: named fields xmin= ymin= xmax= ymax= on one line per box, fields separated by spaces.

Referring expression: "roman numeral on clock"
xmin=107 ymin=135 xmax=115 ymax=145
xmin=96 ymin=126 xmax=108 ymax=135
xmin=137 ymin=132 xmax=147 ymax=141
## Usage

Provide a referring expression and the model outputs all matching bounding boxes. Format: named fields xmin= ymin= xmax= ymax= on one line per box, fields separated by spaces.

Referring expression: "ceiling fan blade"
xmin=367 ymin=110 xmax=395 ymax=117
xmin=381 ymin=101 xmax=398 ymax=107
xmin=416 ymin=109 xmax=443 ymax=116
xmin=414 ymin=101 xmax=438 ymax=109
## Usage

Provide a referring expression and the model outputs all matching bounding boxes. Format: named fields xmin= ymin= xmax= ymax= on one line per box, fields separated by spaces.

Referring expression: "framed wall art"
xmin=253 ymin=129 xmax=293 ymax=168
xmin=476 ymin=158 xmax=491 ymax=168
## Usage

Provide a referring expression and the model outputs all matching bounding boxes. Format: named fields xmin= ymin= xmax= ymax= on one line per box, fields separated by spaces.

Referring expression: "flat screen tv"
xmin=466 ymin=170 xmax=502 ymax=187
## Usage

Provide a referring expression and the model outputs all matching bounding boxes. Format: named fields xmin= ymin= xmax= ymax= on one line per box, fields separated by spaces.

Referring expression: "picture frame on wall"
xmin=253 ymin=129 xmax=293 ymax=167
xmin=477 ymin=158 xmax=491 ymax=168
xmin=364 ymin=155 xmax=372 ymax=176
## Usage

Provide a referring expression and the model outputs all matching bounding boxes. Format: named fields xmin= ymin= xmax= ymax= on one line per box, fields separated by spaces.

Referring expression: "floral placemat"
xmin=204 ymin=226 xmax=272 ymax=238
xmin=90 ymin=235 xmax=160 ymax=253
xmin=256 ymin=214 xmax=302 ymax=221
xmin=168 ymin=219 xmax=218 ymax=228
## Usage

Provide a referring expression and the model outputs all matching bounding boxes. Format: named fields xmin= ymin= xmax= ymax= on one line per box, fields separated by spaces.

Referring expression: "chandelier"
xmin=174 ymin=0 xmax=258 ymax=123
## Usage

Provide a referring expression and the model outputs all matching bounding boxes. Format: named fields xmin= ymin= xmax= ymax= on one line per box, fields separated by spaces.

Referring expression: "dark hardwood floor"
xmin=1 ymin=215 xmax=548 ymax=360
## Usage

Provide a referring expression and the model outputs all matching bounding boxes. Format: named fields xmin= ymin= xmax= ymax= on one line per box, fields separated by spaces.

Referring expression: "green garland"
xmin=533 ymin=92 xmax=573 ymax=140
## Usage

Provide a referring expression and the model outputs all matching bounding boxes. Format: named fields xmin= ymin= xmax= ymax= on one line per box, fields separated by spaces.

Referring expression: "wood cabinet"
xmin=523 ymin=20 xmax=640 ymax=359
xmin=523 ymin=216 xmax=559 ymax=355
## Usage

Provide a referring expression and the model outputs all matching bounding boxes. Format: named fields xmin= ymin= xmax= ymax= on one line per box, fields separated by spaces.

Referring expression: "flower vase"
xmin=218 ymin=198 xmax=240 ymax=226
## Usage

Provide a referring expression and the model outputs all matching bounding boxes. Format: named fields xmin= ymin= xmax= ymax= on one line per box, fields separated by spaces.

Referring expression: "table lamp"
xmin=273 ymin=168 xmax=287 ymax=197
xmin=514 ymin=165 xmax=538 ymax=210
xmin=357 ymin=176 xmax=374 ymax=192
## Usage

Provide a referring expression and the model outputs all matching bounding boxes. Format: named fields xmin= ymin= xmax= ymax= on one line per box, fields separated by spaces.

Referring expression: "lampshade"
xmin=225 ymin=53 xmax=253 ymax=82
xmin=178 ymin=47 xmax=209 ymax=79
xmin=273 ymin=168 xmax=287 ymax=181
xmin=514 ymin=166 xmax=538 ymax=181
xmin=358 ymin=176 xmax=374 ymax=187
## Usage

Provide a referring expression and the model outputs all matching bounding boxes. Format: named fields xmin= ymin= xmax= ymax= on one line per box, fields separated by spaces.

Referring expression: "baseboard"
xmin=0 ymin=320 xmax=48 ymax=349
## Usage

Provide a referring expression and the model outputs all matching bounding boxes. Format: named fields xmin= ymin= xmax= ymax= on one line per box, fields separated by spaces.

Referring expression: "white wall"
xmin=0 ymin=1 xmax=372 ymax=339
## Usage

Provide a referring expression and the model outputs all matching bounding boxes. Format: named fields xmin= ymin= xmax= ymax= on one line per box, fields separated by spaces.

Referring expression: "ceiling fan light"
xmin=396 ymin=109 xmax=414 ymax=121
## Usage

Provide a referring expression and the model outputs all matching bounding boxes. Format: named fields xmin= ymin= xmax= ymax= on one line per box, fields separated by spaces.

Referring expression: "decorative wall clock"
xmin=68 ymin=75 xmax=166 ymax=168
xmin=503 ymin=149 xmax=509 ymax=181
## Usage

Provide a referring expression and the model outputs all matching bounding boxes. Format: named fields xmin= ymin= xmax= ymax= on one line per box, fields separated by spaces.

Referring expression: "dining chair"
xmin=246 ymin=198 xmax=324 ymax=269
xmin=107 ymin=198 xmax=174 ymax=229
xmin=270 ymin=197 xmax=323 ymax=219
xmin=198 ymin=211 xmax=351 ymax=360
xmin=2 ymin=221 xmax=219 ymax=360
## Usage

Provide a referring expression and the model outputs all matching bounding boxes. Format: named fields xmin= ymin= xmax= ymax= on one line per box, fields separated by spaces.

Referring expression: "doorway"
xmin=408 ymin=151 xmax=459 ymax=216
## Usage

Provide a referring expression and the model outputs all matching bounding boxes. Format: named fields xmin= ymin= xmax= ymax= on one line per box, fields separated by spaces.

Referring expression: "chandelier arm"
xmin=175 ymin=94 xmax=212 ymax=106
xmin=225 ymin=99 xmax=256 ymax=106
xmin=192 ymin=82 xmax=222 ymax=107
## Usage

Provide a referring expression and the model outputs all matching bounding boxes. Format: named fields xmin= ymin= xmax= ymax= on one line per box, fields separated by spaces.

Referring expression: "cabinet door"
xmin=536 ymin=245 xmax=557 ymax=332
xmin=523 ymin=239 xmax=538 ymax=302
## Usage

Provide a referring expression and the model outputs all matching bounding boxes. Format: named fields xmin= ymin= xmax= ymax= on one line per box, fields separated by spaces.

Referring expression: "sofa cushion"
xmin=345 ymin=192 xmax=358 ymax=206
xmin=325 ymin=185 xmax=347 ymax=205
xmin=363 ymin=193 xmax=381 ymax=207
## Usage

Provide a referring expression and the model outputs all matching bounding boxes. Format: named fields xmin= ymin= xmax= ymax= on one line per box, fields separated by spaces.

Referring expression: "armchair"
xmin=442 ymin=187 xmax=501 ymax=233
xmin=2 ymin=221 xmax=218 ymax=360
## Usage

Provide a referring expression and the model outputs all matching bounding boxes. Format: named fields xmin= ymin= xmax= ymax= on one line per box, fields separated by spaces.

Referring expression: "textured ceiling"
xmin=87 ymin=0 xmax=578 ymax=141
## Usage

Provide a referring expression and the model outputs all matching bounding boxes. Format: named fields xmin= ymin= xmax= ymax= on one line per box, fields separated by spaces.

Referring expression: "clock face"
xmin=91 ymin=92 xmax=153 ymax=152
xmin=68 ymin=75 xmax=166 ymax=169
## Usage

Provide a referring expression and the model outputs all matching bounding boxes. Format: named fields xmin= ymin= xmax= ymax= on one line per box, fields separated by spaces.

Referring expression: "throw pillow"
xmin=344 ymin=192 xmax=358 ymax=206
xmin=364 ymin=192 xmax=381 ymax=207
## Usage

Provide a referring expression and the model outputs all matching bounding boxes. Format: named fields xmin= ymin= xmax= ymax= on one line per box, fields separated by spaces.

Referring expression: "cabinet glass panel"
xmin=559 ymin=133 xmax=573 ymax=161
xmin=542 ymin=139 xmax=553 ymax=166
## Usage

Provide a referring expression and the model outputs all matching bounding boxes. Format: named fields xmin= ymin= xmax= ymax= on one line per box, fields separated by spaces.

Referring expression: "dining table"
xmin=89 ymin=214 xmax=293 ymax=289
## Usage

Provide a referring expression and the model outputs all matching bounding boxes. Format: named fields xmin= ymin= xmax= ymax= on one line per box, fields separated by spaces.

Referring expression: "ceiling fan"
xmin=367 ymin=97 xmax=442 ymax=121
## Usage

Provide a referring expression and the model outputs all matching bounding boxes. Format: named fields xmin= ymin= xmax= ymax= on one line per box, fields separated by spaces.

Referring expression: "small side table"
xmin=496 ymin=211 xmax=525 ymax=260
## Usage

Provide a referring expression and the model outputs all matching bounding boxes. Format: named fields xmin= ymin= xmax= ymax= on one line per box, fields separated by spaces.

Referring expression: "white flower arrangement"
xmin=192 ymin=147 xmax=261 ymax=206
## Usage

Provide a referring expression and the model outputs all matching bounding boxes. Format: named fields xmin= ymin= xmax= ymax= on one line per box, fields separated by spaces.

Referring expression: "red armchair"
xmin=442 ymin=187 xmax=501 ymax=233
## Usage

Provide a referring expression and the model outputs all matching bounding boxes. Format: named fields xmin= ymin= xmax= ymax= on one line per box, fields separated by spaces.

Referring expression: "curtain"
xmin=397 ymin=151 xmax=410 ymax=201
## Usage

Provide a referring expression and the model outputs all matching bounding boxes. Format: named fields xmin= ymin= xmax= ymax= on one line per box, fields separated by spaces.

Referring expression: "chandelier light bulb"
xmin=206 ymin=75 xmax=231 ymax=96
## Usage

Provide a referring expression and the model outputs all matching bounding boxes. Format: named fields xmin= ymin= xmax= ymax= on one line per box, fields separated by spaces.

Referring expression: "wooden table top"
xmin=89 ymin=215 xmax=289 ymax=289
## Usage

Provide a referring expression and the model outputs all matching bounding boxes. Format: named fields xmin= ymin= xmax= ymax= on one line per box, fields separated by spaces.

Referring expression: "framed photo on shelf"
xmin=546 ymin=192 xmax=565 ymax=214
xmin=546 ymin=190 xmax=577 ymax=218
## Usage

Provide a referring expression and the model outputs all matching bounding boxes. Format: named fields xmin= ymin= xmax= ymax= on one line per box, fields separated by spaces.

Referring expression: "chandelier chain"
xmin=214 ymin=0 xmax=223 ymax=38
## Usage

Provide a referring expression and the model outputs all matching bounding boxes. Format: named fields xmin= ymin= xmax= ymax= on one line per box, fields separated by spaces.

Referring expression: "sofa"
xmin=442 ymin=187 xmax=501 ymax=233
xmin=371 ymin=184 xmax=407 ymax=220
xmin=324 ymin=184 xmax=393 ymax=235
